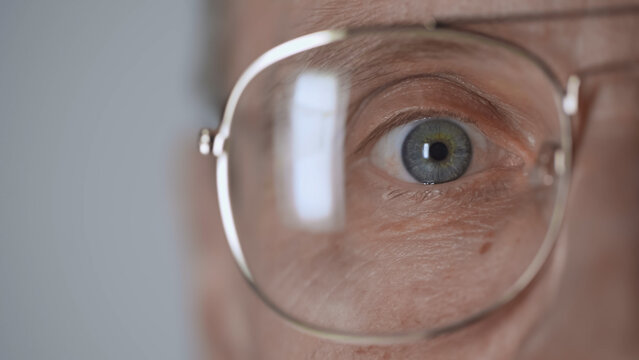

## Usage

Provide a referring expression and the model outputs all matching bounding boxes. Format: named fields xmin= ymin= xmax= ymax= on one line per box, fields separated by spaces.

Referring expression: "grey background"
xmin=0 ymin=1 xmax=212 ymax=358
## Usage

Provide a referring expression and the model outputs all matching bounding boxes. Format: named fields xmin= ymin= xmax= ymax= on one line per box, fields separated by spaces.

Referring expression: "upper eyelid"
xmin=351 ymin=108 xmax=466 ymax=157
xmin=347 ymin=72 xmax=514 ymax=128
xmin=348 ymin=73 xmax=525 ymax=157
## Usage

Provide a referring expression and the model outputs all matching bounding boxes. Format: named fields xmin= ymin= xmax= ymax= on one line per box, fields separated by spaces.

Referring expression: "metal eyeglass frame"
xmin=198 ymin=4 xmax=639 ymax=345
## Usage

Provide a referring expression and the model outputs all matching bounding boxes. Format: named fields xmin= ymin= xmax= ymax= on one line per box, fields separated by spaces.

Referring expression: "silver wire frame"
xmin=209 ymin=25 xmax=576 ymax=345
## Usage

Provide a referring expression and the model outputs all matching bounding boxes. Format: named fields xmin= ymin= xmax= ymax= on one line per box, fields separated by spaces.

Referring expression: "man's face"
xmin=191 ymin=0 xmax=639 ymax=359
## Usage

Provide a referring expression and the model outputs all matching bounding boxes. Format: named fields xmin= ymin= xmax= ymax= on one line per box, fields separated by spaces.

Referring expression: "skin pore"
xmin=188 ymin=0 xmax=639 ymax=359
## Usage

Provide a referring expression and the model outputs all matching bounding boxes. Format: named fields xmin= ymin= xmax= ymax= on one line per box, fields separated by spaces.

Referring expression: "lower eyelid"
xmin=393 ymin=172 xmax=517 ymax=202
xmin=359 ymin=159 xmax=523 ymax=206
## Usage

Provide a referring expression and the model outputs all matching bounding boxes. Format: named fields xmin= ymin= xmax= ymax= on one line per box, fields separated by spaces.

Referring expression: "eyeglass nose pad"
xmin=528 ymin=141 xmax=566 ymax=187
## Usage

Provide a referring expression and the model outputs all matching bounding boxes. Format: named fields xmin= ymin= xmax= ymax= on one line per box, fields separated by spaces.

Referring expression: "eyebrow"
xmin=257 ymin=2 xmax=639 ymax=113
xmin=435 ymin=3 xmax=639 ymax=26
xmin=298 ymin=3 xmax=639 ymax=34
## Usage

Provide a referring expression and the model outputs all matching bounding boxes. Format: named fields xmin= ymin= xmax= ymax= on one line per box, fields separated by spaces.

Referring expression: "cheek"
xmin=341 ymin=165 xmax=551 ymax=321
xmin=246 ymin=157 xmax=554 ymax=334
xmin=248 ymin=246 xmax=566 ymax=360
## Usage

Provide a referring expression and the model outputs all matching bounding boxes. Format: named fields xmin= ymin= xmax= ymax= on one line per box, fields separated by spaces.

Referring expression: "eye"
xmin=371 ymin=116 xmax=509 ymax=184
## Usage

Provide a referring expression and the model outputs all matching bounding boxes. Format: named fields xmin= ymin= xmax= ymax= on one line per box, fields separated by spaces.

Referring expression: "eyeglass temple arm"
xmin=436 ymin=4 xmax=639 ymax=167
xmin=566 ymin=60 xmax=639 ymax=166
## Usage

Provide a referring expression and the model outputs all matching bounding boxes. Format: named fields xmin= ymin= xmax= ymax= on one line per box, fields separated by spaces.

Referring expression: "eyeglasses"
xmin=198 ymin=5 xmax=639 ymax=345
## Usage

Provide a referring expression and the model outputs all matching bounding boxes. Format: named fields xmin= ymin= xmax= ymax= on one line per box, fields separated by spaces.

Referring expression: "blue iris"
xmin=401 ymin=118 xmax=472 ymax=184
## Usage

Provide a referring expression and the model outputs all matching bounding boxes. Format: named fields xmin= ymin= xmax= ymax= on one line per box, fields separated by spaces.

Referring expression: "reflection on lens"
xmin=274 ymin=71 xmax=347 ymax=233
xmin=225 ymin=28 xmax=566 ymax=337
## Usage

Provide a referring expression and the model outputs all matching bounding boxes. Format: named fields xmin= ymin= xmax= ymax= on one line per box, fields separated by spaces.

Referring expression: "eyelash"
xmin=351 ymin=108 xmax=475 ymax=157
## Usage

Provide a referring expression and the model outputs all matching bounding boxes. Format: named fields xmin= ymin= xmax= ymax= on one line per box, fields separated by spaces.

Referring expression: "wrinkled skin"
xmin=186 ymin=0 xmax=639 ymax=359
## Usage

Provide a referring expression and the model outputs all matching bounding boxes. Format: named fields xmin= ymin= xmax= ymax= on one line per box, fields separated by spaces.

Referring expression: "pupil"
xmin=428 ymin=142 xmax=448 ymax=161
